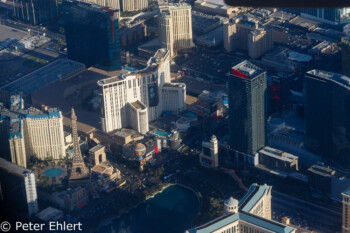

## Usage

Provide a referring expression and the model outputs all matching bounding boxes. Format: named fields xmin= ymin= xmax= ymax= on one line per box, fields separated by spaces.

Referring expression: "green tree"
xmin=209 ymin=197 xmax=223 ymax=218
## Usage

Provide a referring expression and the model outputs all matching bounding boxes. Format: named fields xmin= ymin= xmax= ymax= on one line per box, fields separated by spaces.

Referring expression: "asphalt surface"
xmin=0 ymin=19 xmax=65 ymax=41
xmin=272 ymin=191 xmax=341 ymax=233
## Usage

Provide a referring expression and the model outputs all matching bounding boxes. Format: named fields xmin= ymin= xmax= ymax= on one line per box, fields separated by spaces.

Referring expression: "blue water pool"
xmin=154 ymin=130 xmax=169 ymax=137
xmin=184 ymin=112 xmax=197 ymax=118
xmin=44 ymin=168 xmax=63 ymax=178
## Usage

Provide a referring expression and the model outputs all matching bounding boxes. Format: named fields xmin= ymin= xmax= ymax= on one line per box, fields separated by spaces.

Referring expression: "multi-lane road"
xmin=0 ymin=19 xmax=65 ymax=41
xmin=272 ymin=191 xmax=342 ymax=233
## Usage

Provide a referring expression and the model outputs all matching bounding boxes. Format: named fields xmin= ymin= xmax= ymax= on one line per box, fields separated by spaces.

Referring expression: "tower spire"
xmin=69 ymin=107 xmax=89 ymax=184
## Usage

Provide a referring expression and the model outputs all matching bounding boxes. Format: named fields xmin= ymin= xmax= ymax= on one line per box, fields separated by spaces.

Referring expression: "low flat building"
xmin=92 ymin=128 xmax=144 ymax=154
xmin=306 ymin=163 xmax=350 ymax=200
xmin=196 ymin=26 xmax=224 ymax=48
xmin=112 ymin=129 xmax=141 ymax=145
xmin=192 ymin=11 xmax=223 ymax=36
xmin=225 ymin=145 xmax=259 ymax=166
xmin=0 ymin=59 xmax=85 ymax=103
xmin=120 ymin=24 xmax=147 ymax=48
xmin=176 ymin=117 xmax=190 ymax=132
xmin=268 ymin=127 xmax=313 ymax=164
xmin=258 ymin=146 xmax=299 ymax=172
xmin=138 ymin=39 xmax=161 ymax=58
xmin=307 ymin=164 xmax=335 ymax=194
xmin=309 ymin=41 xmax=333 ymax=54
xmin=194 ymin=0 xmax=239 ymax=17
xmin=91 ymin=163 xmax=121 ymax=180
xmin=35 ymin=207 xmax=63 ymax=222
xmin=261 ymin=46 xmax=312 ymax=72
xmin=53 ymin=186 xmax=88 ymax=211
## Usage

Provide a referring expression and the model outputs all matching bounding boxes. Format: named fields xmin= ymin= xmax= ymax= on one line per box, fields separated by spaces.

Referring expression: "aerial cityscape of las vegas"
xmin=0 ymin=0 xmax=349 ymax=232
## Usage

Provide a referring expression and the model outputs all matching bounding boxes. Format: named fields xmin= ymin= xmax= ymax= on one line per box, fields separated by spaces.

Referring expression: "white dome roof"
xmin=224 ymin=196 xmax=238 ymax=207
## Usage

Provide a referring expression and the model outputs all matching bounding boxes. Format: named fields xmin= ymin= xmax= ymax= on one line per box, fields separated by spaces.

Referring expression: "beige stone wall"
xmin=9 ymin=136 xmax=26 ymax=168
xmin=159 ymin=4 xmax=193 ymax=57
xmin=23 ymin=115 xmax=65 ymax=160
xmin=121 ymin=0 xmax=148 ymax=12
xmin=81 ymin=0 xmax=120 ymax=10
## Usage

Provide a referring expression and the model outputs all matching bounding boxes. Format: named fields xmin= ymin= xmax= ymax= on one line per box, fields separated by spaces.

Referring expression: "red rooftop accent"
xmin=231 ymin=69 xmax=249 ymax=79
xmin=101 ymin=8 xmax=115 ymax=42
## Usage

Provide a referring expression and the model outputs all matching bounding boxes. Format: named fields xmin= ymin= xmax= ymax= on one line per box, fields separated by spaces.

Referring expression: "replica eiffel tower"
xmin=69 ymin=107 xmax=90 ymax=185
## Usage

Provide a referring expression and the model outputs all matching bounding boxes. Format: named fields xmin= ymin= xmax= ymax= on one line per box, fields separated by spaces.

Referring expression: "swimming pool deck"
xmin=35 ymin=164 xmax=68 ymax=186
xmin=44 ymin=168 xmax=64 ymax=178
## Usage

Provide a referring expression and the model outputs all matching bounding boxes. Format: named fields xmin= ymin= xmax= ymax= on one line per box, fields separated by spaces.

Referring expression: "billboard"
xmin=148 ymin=83 xmax=159 ymax=107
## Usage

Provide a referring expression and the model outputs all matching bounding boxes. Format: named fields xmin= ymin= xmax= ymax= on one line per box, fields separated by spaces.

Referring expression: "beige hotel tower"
xmin=159 ymin=3 xmax=194 ymax=57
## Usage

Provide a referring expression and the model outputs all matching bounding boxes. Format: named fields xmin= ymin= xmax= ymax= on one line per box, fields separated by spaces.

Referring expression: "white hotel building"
xmin=98 ymin=49 xmax=186 ymax=134
xmin=187 ymin=184 xmax=296 ymax=233
xmin=0 ymin=100 xmax=66 ymax=168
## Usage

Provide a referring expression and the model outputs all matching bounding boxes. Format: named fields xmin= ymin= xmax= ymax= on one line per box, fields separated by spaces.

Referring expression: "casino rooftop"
xmin=231 ymin=60 xmax=264 ymax=79
xmin=306 ymin=69 xmax=350 ymax=90
xmin=2 ymin=59 xmax=85 ymax=95
xmin=97 ymin=49 xmax=169 ymax=86
xmin=0 ymin=104 xmax=61 ymax=139
xmin=187 ymin=183 xmax=296 ymax=233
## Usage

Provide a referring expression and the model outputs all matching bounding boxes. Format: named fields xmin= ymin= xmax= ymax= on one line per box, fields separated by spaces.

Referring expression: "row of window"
xmin=220 ymin=223 xmax=270 ymax=233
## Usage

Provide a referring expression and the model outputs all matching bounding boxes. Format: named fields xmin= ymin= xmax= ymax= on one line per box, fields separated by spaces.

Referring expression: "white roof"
xmin=288 ymin=51 xmax=312 ymax=62
xmin=225 ymin=196 xmax=239 ymax=207
xmin=196 ymin=0 xmax=229 ymax=10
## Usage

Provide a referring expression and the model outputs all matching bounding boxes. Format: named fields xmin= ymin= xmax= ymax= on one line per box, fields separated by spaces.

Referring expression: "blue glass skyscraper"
xmin=228 ymin=61 xmax=267 ymax=156
xmin=64 ymin=0 xmax=121 ymax=71
xmin=305 ymin=70 xmax=350 ymax=166
xmin=299 ymin=8 xmax=341 ymax=24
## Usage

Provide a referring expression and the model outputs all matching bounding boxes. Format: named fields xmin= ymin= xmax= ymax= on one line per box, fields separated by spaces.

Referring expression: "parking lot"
xmin=0 ymin=24 xmax=61 ymax=82
xmin=182 ymin=49 xmax=244 ymax=84
xmin=0 ymin=24 xmax=27 ymax=42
